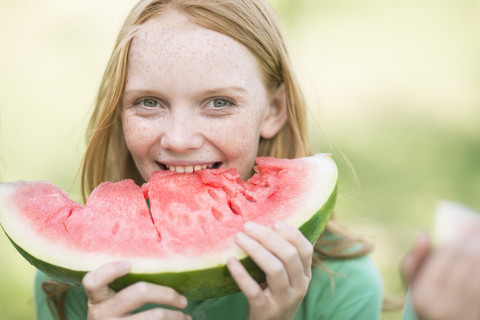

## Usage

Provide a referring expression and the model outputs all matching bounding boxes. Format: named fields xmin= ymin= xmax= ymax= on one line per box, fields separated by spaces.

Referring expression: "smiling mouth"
xmin=156 ymin=162 xmax=222 ymax=173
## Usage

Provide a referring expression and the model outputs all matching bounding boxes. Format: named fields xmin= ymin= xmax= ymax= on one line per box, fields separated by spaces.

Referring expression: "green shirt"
xmin=402 ymin=291 xmax=418 ymax=320
xmin=35 ymin=254 xmax=382 ymax=320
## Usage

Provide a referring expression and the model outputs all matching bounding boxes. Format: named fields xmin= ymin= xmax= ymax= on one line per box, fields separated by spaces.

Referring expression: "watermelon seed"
xmin=197 ymin=215 xmax=210 ymax=233
xmin=207 ymin=188 xmax=221 ymax=201
xmin=111 ymin=221 xmax=120 ymax=235
xmin=242 ymin=190 xmax=257 ymax=203
xmin=227 ymin=199 xmax=242 ymax=216
xmin=211 ymin=207 xmax=223 ymax=221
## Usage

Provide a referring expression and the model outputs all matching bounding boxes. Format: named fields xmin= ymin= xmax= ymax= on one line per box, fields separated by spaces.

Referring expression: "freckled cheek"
xmin=122 ymin=117 xmax=158 ymax=158
xmin=236 ymin=130 xmax=260 ymax=152
xmin=209 ymin=117 xmax=262 ymax=156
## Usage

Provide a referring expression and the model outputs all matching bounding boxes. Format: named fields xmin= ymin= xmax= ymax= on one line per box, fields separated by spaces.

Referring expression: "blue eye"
xmin=140 ymin=99 xmax=158 ymax=108
xmin=210 ymin=99 xmax=230 ymax=108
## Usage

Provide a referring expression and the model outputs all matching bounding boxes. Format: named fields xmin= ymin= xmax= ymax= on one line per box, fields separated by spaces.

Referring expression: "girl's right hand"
xmin=82 ymin=261 xmax=192 ymax=320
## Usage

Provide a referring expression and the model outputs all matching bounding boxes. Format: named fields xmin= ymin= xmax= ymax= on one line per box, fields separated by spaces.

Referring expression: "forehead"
xmin=126 ymin=10 xmax=265 ymax=90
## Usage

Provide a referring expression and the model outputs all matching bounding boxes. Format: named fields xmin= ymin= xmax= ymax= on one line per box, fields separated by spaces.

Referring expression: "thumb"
xmin=400 ymin=231 xmax=431 ymax=286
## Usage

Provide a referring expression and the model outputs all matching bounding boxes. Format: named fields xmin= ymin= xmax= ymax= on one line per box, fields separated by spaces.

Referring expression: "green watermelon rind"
xmin=3 ymin=185 xmax=336 ymax=300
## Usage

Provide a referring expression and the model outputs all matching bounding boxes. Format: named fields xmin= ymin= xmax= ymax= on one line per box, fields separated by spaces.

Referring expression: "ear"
xmin=260 ymin=84 xmax=288 ymax=139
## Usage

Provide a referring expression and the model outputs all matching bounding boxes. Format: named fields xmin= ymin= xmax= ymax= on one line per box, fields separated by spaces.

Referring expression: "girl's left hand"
xmin=227 ymin=221 xmax=313 ymax=320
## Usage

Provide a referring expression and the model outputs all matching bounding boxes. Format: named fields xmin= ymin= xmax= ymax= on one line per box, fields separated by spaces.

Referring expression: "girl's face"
xmin=121 ymin=10 xmax=286 ymax=182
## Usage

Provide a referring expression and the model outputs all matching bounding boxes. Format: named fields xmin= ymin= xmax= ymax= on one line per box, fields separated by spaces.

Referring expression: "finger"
xmin=226 ymin=256 xmax=266 ymax=306
xmin=273 ymin=221 xmax=313 ymax=277
xmin=400 ymin=232 xmax=430 ymax=285
xmin=126 ymin=308 xmax=192 ymax=320
xmin=244 ymin=221 xmax=309 ymax=286
xmin=445 ymin=236 xmax=480 ymax=300
xmin=411 ymin=244 xmax=456 ymax=315
xmin=463 ymin=236 xmax=480 ymax=308
xmin=100 ymin=282 xmax=188 ymax=316
xmin=234 ymin=231 xmax=290 ymax=296
xmin=82 ymin=261 xmax=131 ymax=304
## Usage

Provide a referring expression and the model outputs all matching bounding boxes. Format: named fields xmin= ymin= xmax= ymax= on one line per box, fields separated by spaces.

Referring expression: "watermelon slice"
xmin=0 ymin=154 xmax=337 ymax=300
xmin=434 ymin=201 xmax=480 ymax=245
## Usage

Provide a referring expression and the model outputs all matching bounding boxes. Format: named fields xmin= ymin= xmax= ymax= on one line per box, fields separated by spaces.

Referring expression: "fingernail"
xmin=180 ymin=295 xmax=188 ymax=307
xmin=235 ymin=232 xmax=248 ymax=242
xmin=118 ymin=261 xmax=131 ymax=271
xmin=227 ymin=256 xmax=237 ymax=266
xmin=244 ymin=221 xmax=257 ymax=233
xmin=227 ymin=256 xmax=241 ymax=272
xmin=274 ymin=221 xmax=286 ymax=230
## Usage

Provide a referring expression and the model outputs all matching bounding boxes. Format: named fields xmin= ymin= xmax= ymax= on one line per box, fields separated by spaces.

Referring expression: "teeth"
xmin=177 ymin=166 xmax=185 ymax=173
xmin=165 ymin=164 xmax=213 ymax=173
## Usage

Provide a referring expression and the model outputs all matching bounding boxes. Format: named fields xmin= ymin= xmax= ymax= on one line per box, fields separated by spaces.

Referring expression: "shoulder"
xmin=322 ymin=253 xmax=383 ymax=292
xmin=297 ymin=255 xmax=383 ymax=320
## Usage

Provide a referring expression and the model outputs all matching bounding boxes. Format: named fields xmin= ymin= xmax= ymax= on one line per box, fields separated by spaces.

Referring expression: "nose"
xmin=160 ymin=112 xmax=204 ymax=152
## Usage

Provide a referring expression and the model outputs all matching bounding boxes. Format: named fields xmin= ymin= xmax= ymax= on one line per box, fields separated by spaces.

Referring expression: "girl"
xmin=35 ymin=0 xmax=383 ymax=319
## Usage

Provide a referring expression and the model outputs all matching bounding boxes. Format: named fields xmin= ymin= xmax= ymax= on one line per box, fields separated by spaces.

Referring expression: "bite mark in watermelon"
xmin=0 ymin=154 xmax=337 ymax=300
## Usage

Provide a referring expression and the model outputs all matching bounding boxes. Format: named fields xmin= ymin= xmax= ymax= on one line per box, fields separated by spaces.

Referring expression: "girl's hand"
xmin=82 ymin=261 xmax=192 ymax=320
xmin=227 ymin=221 xmax=313 ymax=320
xmin=401 ymin=232 xmax=480 ymax=320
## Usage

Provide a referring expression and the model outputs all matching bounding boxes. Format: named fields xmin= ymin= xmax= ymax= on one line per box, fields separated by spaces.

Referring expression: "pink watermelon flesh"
xmin=5 ymin=156 xmax=335 ymax=260
xmin=7 ymin=182 xmax=78 ymax=241
xmin=10 ymin=157 xmax=310 ymax=258
xmin=65 ymin=180 xmax=162 ymax=254
xmin=0 ymin=155 xmax=337 ymax=299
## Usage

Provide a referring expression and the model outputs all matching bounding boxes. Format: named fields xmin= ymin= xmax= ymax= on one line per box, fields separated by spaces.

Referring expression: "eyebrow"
xmin=201 ymin=86 xmax=249 ymax=95
xmin=123 ymin=86 xmax=249 ymax=99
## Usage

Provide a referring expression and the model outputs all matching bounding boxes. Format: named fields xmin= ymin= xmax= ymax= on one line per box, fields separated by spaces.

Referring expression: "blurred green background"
xmin=0 ymin=0 xmax=479 ymax=319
